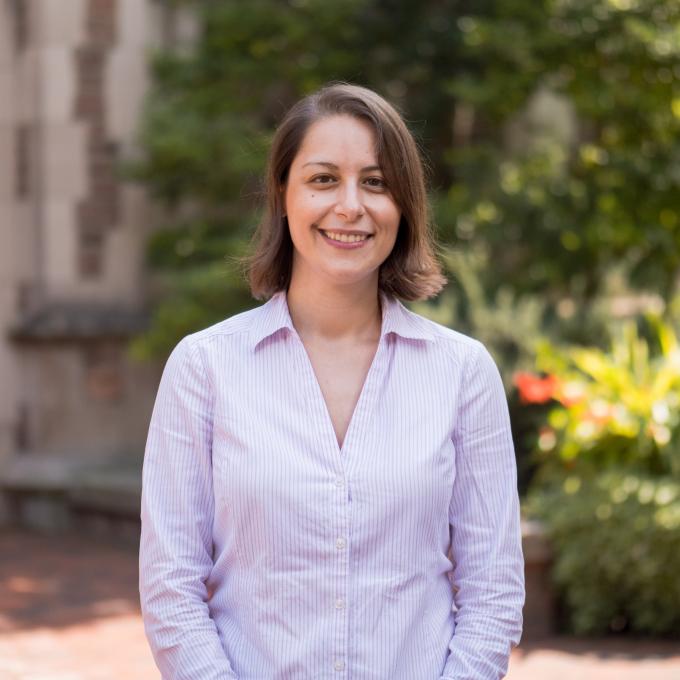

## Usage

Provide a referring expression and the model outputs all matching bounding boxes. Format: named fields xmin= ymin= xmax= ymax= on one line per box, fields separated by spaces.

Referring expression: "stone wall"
xmin=0 ymin=0 xmax=169 ymax=463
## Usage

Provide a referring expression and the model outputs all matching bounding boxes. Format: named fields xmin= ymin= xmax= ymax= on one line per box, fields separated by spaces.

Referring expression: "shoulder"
xmin=400 ymin=303 xmax=485 ymax=361
xmin=397 ymin=303 xmax=506 ymax=390
xmin=183 ymin=305 xmax=262 ymax=349
xmin=164 ymin=303 xmax=266 ymax=371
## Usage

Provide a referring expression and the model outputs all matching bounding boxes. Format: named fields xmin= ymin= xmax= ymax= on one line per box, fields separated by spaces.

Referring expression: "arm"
xmin=440 ymin=342 xmax=525 ymax=680
xmin=139 ymin=337 xmax=238 ymax=680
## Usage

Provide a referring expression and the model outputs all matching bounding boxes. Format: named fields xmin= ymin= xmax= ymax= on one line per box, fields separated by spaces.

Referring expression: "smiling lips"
xmin=319 ymin=229 xmax=372 ymax=244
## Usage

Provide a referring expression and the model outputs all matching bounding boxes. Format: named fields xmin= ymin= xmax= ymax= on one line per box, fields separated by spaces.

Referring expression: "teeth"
xmin=323 ymin=231 xmax=369 ymax=243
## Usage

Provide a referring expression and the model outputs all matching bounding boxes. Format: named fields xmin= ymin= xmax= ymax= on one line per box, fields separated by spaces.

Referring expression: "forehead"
xmin=292 ymin=115 xmax=379 ymax=168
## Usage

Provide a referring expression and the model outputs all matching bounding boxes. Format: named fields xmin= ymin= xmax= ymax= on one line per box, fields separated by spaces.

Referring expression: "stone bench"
xmin=0 ymin=454 xmax=142 ymax=542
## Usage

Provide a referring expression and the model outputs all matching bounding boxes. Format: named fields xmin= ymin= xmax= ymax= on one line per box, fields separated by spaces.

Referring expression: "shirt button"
xmin=334 ymin=660 xmax=345 ymax=671
xmin=334 ymin=477 xmax=345 ymax=487
xmin=335 ymin=537 xmax=346 ymax=550
xmin=335 ymin=598 xmax=345 ymax=609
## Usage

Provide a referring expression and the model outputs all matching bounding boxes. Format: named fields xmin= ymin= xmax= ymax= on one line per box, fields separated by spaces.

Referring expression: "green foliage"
xmin=447 ymin=0 xmax=680 ymax=299
xmin=532 ymin=315 xmax=680 ymax=477
xmin=411 ymin=245 xmax=550 ymax=388
xmin=527 ymin=472 xmax=680 ymax=635
xmin=524 ymin=314 xmax=680 ymax=637
xmin=128 ymin=211 xmax=257 ymax=359
xmin=129 ymin=263 xmax=256 ymax=360
xmin=129 ymin=0 xmax=680 ymax=355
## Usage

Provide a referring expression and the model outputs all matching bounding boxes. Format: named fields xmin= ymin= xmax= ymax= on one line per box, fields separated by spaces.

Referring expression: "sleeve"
xmin=139 ymin=337 xmax=238 ymax=680
xmin=439 ymin=341 xmax=525 ymax=680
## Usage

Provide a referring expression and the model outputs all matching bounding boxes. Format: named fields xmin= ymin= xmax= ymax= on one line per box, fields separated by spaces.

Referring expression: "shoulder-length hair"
xmin=246 ymin=82 xmax=446 ymax=301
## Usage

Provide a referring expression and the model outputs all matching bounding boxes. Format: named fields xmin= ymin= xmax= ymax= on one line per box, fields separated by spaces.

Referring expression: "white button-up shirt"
xmin=139 ymin=291 xmax=524 ymax=679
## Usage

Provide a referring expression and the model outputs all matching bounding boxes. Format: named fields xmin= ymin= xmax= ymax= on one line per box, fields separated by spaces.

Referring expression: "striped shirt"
xmin=139 ymin=291 xmax=524 ymax=680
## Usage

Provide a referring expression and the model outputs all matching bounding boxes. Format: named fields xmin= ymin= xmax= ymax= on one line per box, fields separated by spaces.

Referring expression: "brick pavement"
xmin=1 ymin=530 xmax=678 ymax=680
xmin=0 ymin=529 xmax=155 ymax=680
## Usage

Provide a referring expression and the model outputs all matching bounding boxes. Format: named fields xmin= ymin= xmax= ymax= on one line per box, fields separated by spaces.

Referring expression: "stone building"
xmin=0 ymin=0 xmax=193 ymax=524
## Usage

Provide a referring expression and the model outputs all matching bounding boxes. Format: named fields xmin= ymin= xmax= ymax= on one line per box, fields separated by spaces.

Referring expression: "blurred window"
xmin=15 ymin=124 xmax=30 ymax=198
xmin=11 ymin=0 xmax=29 ymax=51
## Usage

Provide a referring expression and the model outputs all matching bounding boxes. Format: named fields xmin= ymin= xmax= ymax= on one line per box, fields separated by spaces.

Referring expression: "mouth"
xmin=318 ymin=229 xmax=373 ymax=244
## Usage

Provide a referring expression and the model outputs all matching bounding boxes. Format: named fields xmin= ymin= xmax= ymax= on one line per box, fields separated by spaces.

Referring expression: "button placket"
xmin=333 ymin=527 xmax=348 ymax=674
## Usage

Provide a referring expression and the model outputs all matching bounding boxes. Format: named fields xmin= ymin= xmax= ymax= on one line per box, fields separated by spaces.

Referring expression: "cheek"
xmin=383 ymin=204 xmax=401 ymax=234
xmin=287 ymin=191 xmax=326 ymax=218
xmin=374 ymin=194 xmax=400 ymax=223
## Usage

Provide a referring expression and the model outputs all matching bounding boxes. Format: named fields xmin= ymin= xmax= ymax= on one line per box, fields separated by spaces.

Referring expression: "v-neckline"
xmin=296 ymin=335 xmax=383 ymax=455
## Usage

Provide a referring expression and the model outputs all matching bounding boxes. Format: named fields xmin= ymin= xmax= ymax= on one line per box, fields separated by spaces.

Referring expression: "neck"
xmin=286 ymin=272 xmax=382 ymax=344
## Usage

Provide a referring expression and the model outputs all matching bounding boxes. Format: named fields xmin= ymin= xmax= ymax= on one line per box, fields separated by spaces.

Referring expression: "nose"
xmin=334 ymin=181 xmax=365 ymax=221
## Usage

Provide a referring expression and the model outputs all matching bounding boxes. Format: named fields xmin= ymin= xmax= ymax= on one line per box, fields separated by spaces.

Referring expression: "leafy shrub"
xmin=526 ymin=472 xmax=680 ymax=635
xmin=523 ymin=316 xmax=680 ymax=478
xmin=520 ymin=316 xmax=680 ymax=635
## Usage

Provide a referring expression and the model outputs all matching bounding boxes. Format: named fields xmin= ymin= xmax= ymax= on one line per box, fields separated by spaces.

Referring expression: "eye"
xmin=310 ymin=174 xmax=336 ymax=185
xmin=364 ymin=176 xmax=387 ymax=190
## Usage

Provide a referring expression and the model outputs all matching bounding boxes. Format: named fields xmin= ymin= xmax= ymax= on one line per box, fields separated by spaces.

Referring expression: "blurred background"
xmin=0 ymin=0 xmax=679 ymax=678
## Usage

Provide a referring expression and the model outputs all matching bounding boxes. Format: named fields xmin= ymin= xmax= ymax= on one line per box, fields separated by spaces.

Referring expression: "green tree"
xmin=129 ymin=0 xmax=680 ymax=357
xmin=445 ymin=0 xmax=680 ymax=302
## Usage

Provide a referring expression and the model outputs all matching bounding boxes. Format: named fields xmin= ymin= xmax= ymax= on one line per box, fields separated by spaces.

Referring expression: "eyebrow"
xmin=302 ymin=161 xmax=382 ymax=172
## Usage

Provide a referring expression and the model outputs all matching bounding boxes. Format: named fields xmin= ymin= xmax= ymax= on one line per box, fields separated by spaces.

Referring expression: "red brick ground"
xmin=1 ymin=530 xmax=678 ymax=679
xmin=0 ymin=529 xmax=155 ymax=680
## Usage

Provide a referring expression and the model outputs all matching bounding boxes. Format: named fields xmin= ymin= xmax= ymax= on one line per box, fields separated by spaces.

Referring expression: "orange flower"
xmin=514 ymin=372 xmax=559 ymax=404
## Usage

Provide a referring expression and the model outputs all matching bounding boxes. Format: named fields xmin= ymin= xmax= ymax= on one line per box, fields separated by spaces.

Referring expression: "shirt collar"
xmin=249 ymin=290 xmax=434 ymax=351
xmin=249 ymin=291 xmax=295 ymax=350
xmin=378 ymin=292 xmax=435 ymax=343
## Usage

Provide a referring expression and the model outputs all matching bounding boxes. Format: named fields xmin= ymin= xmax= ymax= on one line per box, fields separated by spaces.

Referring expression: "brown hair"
xmin=246 ymin=82 xmax=446 ymax=301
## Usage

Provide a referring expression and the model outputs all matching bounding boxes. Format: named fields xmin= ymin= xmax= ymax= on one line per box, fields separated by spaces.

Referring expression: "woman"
xmin=139 ymin=83 xmax=524 ymax=680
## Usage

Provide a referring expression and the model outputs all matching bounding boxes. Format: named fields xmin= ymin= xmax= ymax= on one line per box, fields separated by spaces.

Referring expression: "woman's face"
xmin=283 ymin=115 xmax=401 ymax=292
